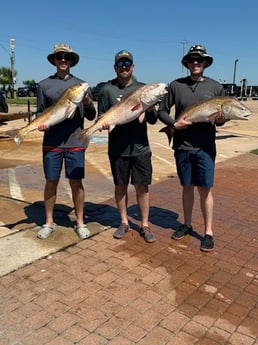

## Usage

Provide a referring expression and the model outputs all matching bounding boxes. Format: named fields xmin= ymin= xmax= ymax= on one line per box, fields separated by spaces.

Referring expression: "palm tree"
xmin=0 ymin=66 xmax=17 ymax=98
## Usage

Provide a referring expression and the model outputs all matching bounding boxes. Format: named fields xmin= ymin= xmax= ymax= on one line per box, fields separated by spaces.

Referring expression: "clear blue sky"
xmin=1 ymin=0 xmax=258 ymax=88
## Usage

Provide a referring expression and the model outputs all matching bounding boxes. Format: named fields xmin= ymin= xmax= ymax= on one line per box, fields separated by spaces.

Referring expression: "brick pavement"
xmin=0 ymin=153 xmax=257 ymax=345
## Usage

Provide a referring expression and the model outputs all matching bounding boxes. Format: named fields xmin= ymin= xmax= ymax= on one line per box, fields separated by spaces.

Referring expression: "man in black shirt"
xmin=98 ymin=50 xmax=157 ymax=243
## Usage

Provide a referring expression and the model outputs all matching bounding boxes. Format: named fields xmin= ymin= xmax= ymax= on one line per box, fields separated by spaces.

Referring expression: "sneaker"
xmin=37 ymin=223 xmax=56 ymax=239
xmin=140 ymin=226 xmax=156 ymax=243
xmin=200 ymin=234 xmax=214 ymax=252
xmin=113 ymin=223 xmax=129 ymax=239
xmin=172 ymin=224 xmax=192 ymax=240
xmin=74 ymin=224 xmax=90 ymax=239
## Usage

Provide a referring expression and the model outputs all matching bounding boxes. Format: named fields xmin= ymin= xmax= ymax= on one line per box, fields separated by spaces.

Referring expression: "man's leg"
xmin=70 ymin=179 xmax=85 ymax=226
xmin=198 ymin=186 xmax=214 ymax=236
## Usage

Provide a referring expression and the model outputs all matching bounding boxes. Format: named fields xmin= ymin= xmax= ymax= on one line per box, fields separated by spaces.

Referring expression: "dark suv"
xmin=17 ymin=83 xmax=38 ymax=97
xmin=0 ymin=90 xmax=8 ymax=113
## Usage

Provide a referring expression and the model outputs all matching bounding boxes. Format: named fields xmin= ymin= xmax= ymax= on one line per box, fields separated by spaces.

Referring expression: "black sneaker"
xmin=200 ymin=234 xmax=214 ymax=252
xmin=113 ymin=223 xmax=129 ymax=239
xmin=171 ymin=224 xmax=192 ymax=240
xmin=140 ymin=226 xmax=156 ymax=243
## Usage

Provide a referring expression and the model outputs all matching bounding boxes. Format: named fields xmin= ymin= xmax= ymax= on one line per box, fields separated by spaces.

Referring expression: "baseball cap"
xmin=115 ymin=50 xmax=133 ymax=64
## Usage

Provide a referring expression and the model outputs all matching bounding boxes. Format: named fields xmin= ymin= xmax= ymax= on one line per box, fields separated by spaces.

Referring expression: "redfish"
xmin=76 ymin=82 xmax=168 ymax=147
xmin=160 ymin=96 xmax=252 ymax=145
xmin=6 ymin=82 xmax=89 ymax=145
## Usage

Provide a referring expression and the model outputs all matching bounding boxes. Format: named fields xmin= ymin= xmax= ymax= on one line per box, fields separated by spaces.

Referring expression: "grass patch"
xmin=250 ymin=149 xmax=258 ymax=155
xmin=7 ymin=97 xmax=36 ymax=106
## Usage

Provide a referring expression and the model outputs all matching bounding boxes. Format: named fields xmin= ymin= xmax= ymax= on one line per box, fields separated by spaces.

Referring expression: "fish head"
xmin=140 ymin=83 xmax=168 ymax=107
xmin=221 ymin=98 xmax=252 ymax=120
xmin=67 ymin=82 xmax=90 ymax=104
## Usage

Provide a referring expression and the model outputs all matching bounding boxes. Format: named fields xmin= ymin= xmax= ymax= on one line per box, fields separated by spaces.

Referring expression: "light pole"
xmin=232 ymin=58 xmax=239 ymax=85
xmin=181 ymin=40 xmax=188 ymax=77
xmin=10 ymin=38 xmax=15 ymax=98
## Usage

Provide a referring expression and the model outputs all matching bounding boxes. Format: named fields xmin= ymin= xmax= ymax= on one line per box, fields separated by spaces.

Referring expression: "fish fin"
xmin=75 ymin=129 xmax=90 ymax=148
xmin=66 ymin=105 xmax=77 ymax=119
xmin=159 ymin=125 xmax=175 ymax=145
xmin=138 ymin=113 xmax=145 ymax=123
xmin=108 ymin=125 xmax=116 ymax=132
xmin=207 ymin=111 xmax=220 ymax=124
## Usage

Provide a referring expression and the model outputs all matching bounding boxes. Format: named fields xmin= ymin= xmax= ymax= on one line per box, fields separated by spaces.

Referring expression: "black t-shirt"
xmin=98 ymin=79 xmax=157 ymax=157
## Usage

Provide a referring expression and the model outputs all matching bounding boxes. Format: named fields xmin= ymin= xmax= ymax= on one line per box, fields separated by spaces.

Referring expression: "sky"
xmin=1 ymin=0 xmax=258 ymax=89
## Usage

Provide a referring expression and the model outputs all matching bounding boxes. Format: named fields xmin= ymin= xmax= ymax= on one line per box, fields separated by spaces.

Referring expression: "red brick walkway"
xmin=0 ymin=153 xmax=257 ymax=345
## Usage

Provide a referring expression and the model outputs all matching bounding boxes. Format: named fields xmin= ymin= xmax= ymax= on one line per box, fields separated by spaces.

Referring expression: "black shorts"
xmin=109 ymin=153 xmax=152 ymax=185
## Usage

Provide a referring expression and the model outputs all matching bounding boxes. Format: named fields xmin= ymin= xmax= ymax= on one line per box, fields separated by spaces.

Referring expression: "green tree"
xmin=23 ymin=80 xmax=36 ymax=86
xmin=0 ymin=66 xmax=17 ymax=98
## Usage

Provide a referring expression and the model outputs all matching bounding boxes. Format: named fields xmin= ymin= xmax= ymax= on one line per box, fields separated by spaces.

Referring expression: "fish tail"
xmin=75 ymin=129 xmax=91 ymax=148
xmin=4 ymin=129 xmax=24 ymax=145
xmin=159 ymin=126 xmax=175 ymax=145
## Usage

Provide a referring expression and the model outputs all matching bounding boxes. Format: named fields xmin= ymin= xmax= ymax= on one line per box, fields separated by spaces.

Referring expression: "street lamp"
xmin=10 ymin=38 xmax=15 ymax=98
xmin=181 ymin=40 xmax=188 ymax=77
xmin=232 ymin=58 xmax=239 ymax=85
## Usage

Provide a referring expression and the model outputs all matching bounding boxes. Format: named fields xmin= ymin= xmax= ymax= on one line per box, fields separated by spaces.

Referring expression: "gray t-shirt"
xmin=37 ymin=74 xmax=96 ymax=148
xmin=158 ymin=76 xmax=225 ymax=151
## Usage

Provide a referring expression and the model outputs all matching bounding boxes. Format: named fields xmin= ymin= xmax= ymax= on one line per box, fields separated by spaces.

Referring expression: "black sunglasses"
xmin=116 ymin=60 xmax=132 ymax=68
xmin=55 ymin=53 xmax=73 ymax=61
xmin=187 ymin=56 xmax=204 ymax=64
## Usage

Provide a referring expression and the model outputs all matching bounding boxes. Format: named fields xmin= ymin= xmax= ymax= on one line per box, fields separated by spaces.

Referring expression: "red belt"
xmin=43 ymin=146 xmax=85 ymax=152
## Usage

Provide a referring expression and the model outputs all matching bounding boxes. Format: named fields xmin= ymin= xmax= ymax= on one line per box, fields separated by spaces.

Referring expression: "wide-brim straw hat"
xmin=47 ymin=43 xmax=79 ymax=67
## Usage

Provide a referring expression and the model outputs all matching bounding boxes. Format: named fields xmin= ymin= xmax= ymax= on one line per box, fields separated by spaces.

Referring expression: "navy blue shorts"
xmin=174 ymin=149 xmax=215 ymax=187
xmin=109 ymin=153 xmax=152 ymax=185
xmin=43 ymin=149 xmax=85 ymax=180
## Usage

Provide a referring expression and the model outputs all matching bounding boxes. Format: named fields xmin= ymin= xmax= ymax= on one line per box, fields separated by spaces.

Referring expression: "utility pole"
xmin=10 ymin=38 xmax=16 ymax=98
xmin=181 ymin=40 xmax=188 ymax=77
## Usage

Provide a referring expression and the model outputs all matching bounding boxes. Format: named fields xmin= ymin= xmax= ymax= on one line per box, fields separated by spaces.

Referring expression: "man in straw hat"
xmin=36 ymin=43 xmax=96 ymax=240
xmin=158 ymin=44 xmax=228 ymax=252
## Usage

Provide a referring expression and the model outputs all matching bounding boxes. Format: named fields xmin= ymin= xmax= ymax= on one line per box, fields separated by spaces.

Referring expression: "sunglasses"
xmin=187 ymin=57 xmax=204 ymax=64
xmin=116 ymin=60 xmax=132 ymax=68
xmin=55 ymin=53 xmax=73 ymax=61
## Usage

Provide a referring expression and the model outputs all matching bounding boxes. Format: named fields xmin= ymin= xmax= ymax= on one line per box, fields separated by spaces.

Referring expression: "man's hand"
xmin=38 ymin=123 xmax=49 ymax=131
xmin=215 ymin=111 xmax=230 ymax=125
xmin=100 ymin=122 xmax=110 ymax=131
xmin=174 ymin=114 xmax=192 ymax=129
xmin=96 ymin=115 xmax=110 ymax=132
xmin=83 ymin=93 xmax=92 ymax=106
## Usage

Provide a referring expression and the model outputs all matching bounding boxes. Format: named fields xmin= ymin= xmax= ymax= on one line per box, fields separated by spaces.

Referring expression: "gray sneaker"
xmin=113 ymin=223 xmax=129 ymax=239
xmin=172 ymin=224 xmax=192 ymax=240
xmin=140 ymin=226 xmax=156 ymax=243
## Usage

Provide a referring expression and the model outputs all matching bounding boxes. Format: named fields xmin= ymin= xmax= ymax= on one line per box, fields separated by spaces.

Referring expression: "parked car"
xmin=91 ymin=82 xmax=107 ymax=101
xmin=17 ymin=83 xmax=38 ymax=97
xmin=0 ymin=90 xmax=8 ymax=113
